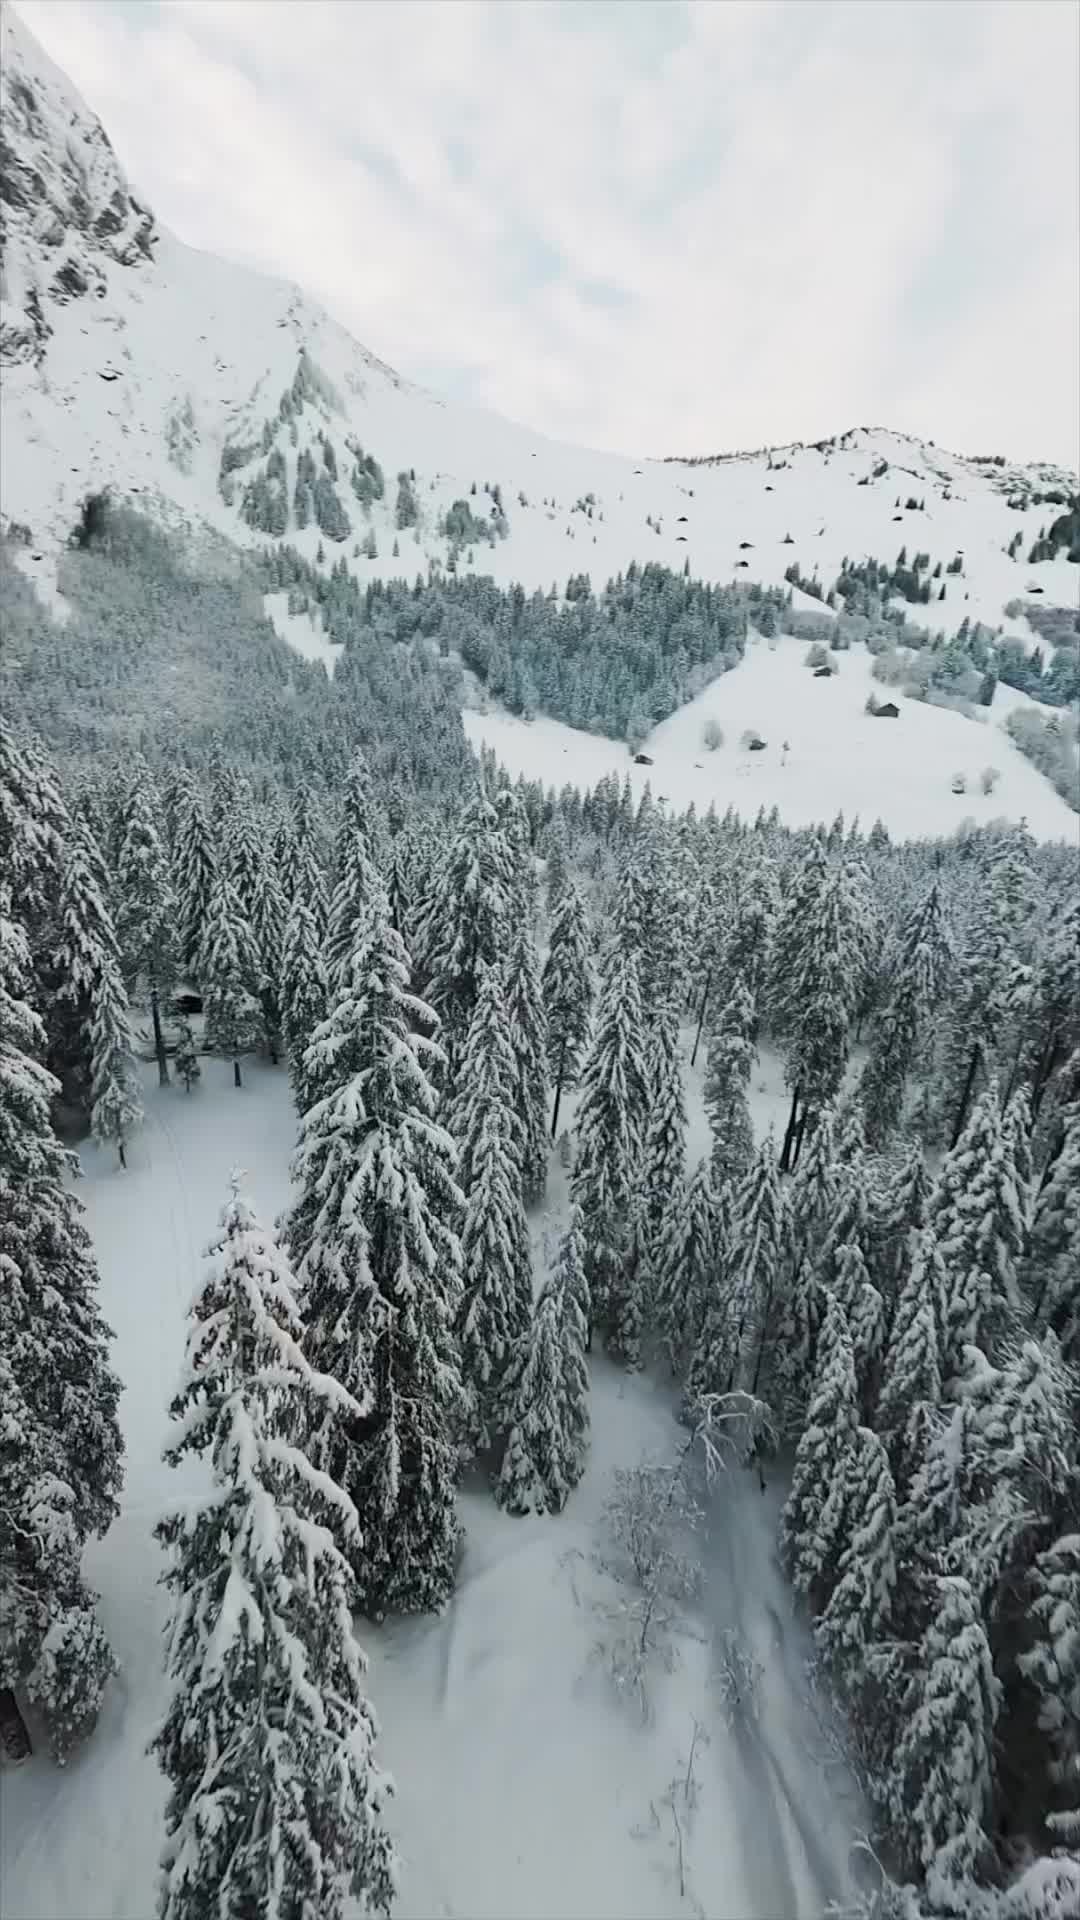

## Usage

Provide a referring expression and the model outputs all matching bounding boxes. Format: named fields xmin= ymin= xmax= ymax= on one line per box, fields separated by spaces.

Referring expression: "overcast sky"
xmin=18 ymin=0 xmax=1079 ymax=468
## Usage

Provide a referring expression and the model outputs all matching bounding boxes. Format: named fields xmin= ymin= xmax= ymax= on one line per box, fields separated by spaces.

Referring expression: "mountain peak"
xmin=0 ymin=6 xmax=157 ymax=366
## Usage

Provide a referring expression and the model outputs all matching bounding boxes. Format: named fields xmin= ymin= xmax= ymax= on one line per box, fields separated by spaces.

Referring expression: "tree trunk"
xmin=233 ymin=1057 xmax=243 ymax=1089
xmin=150 ymin=984 xmax=170 ymax=1086
xmin=949 ymin=1046 xmax=980 ymax=1149
xmin=690 ymin=969 xmax=713 ymax=1068
xmin=792 ymin=1103 xmax=811 ymax=1169
xmin=550 ymin=1043 xmax=566 ymax=1140
xmin=118 ymin=1137 xmax=127 ymax=1170
xmin=779 ymin=1084 xmax=801 ymax=1173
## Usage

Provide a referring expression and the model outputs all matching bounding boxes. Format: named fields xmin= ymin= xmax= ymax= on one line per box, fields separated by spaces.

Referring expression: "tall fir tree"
xmin=89 ymin=958 xmax=142 ymax=1167
xmin=415 ymin=782 xmax=511 ymax=1075
xmin=815 ymin=1426 xmax=897 ymax=1675
xmin=541 ymin=872 xmax=593 ymax=1139
xmin=639 ymin=997 xmax=687 ymax=1284
xmin=876 ymin=1229 xmax=944 ymax=1492
xmin=250 ymin=846 xmax=288 ymax=1061
xmin=888 ymin=1576 xmax=1000 ymax=1885
xmin=201 ymin=869 xmax=262 ymax=1088
xmin=171 ymin=772 xmax=217 ymax=980
xmin=114 ymin=761 xmax=177 ymax=1084
xmin=779 ymin=1293 xmax=859 ymax=1611
xmin=280 ymin=896 xmax=329 ymax=1114
xmin=687 ymin=1136 xmax=784 ymax=1404
xmin=1017 ymin=1533 xmax=1080 ymax=1846
xmin=779 ymin=865 xmax=853 ymax=1171
xmin=860 ymin=879 xmax=952 ymax=1144
xmin=288 ymin=909 xmax=465 ymax=1615
xmin=455 ymin=970 xmax=533 ymax=1450
xmin=495 ymin=1232 xmax=589 ymax=1516
xmin=504 ymin=920 xmax=549 ymax=1204
xmin=152 ymin=1182 xmax=396 ymax=1920
xmin=324 ymin=751 xmax=385 ymax=991
xmin=930 ymin=1081 xmax=1026 ymax=1371
xmin=703 ymin=975 xmax=756 ymax=1188
xmin=47 ymin=813 xmax=127 ymax=1114
xmin=570 ymin=939 xmax=648 ymax=1337
xmin=0 ymin=893 xmax=123 ymax=1758
xmin=654 ymin=1158 xmax=723 ymax=1376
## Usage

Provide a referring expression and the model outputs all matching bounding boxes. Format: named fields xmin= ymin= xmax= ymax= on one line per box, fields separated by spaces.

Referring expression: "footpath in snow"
xmin=0 ymin=1056 xmax=863 ymax=1920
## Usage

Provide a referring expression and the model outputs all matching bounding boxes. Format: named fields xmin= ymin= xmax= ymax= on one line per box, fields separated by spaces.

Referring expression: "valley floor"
xmin=0 ymin=1049 xmax=863 ymax=1920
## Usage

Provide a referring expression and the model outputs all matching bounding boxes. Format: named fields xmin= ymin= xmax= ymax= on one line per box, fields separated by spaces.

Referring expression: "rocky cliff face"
xmin=0 ymin=10 xmax=156 ymax=365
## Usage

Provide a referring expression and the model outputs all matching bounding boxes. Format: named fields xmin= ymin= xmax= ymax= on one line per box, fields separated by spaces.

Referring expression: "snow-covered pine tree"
xmin=1018 ymin=1532 xmax=1080 ymax=1846
xmin=876 ymin=1229 xmax=943 ymax=1492
xmin=703 ymin=974 xmax=756 ymax=1188
xmin=494 ymin=1281 xmax=566 ymax=1515
xmin=937 ymin=843 xmax=1033 ymax=1148
xmin=172 ymin=1019 xmax=201 ymax=1093
xmin=288 ymin=908 xmax=465 ymax=1615
xmin=222 ymin=781 xmax=265 ymax=934
xmin=281 ymin=896 xmax=329 ymax=1114
xmin=930 ymin=1080 xmax=1026 ymax=1371
xmin=639 ymin=996 xmax=687 ymax=1282
xmin=541 ymin=872 xmax=593 ymax=1139
xmin=860 ymin=879 xmax=953 ymax=1144
xmin=570 ymin=938 xmax=648 ymax=1337
xmin=553 ymin=1205 xmax=591 ymax=1487
xmin=0 ymin=718 xmax=68 ymax=953
xmin=504 ymin=919 xmax=549 ymax=1204
xmin=867 ymin=1138 xmax=932 ymax=1309
xmin=250 ymin=844 xmax=288 ymax=1061
xmin=283 ymin=783 xmax=329 ymax=934
xmin=687 ymin=1136 xmax=784 ymax=1406
xmin=767 ymin=831 xmax=829 ymax=1042
xmin=201 ymin=869 xmax=262 ymax=1088
xmin=415 ymin=782 xmax=510 ymax=1076
xmin=456 ymin=972 xmax=533 ymax=1451
xmin=114 ymin=761 xmax=177 ymax=1083
xmin=774 ymin=1102 xmax=838 ymax=1418
xmin=46 ymin=812 xmax=127 ymax=1114
xmin=495 ymin=1226 xmax=589 ymax=1517
xmin=815 ymin=1147 xmax=875 ymax=1299
xmin=778 ymin=864 xmax=853 ymax=1171
xmin=171 ymin=772 xmax=217 ymax=980
xmin=89 ymin=958 xmax=142 ymax=1167
xmin=152 ymin=1181 xmax=396 ymax=1920
xmin=815 ymin=1426 xmax=897 ymax=1676
xmin=1028 ymin=1102 xmax=1080 ymax=1357
xmin=779 ymin=1292 xmax=859 ymax=1610
xmin=324 ymin=750 xmax=385 ymax=991
xmin=848 ymin=1269 xmax=887 ymax=1420
xmin=0 ymin=892 xmax=123 ymax=1758
xmin=720 ymin=854 xmax=777 ymax=1021
xmin=654 ymin=1158 xmax=722 ymax=1376
xmin=888 ymin=1576 xmax=1000 ymax=1887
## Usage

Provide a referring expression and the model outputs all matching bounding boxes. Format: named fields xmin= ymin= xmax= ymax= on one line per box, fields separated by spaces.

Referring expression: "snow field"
xmin=1 ymin=1044 xmax=861 ymax=1920
xmin=464 ymin=636 xmax=1078 ymax=842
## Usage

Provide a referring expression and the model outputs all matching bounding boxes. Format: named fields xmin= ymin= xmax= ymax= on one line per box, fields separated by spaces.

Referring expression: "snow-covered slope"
xmin=465 ymin=635 xmax=1079 ymax=842
xmin=2 ymin=6 xmax=1076 ymax=652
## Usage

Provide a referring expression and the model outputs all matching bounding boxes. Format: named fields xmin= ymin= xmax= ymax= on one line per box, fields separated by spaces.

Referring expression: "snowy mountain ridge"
xmin=2 ymin=5 xmax=1077 ymax=661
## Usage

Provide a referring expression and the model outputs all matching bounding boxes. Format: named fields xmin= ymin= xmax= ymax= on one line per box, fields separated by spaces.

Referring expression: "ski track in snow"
xmin=2 ymin=1053 xmax=862 ymax=1920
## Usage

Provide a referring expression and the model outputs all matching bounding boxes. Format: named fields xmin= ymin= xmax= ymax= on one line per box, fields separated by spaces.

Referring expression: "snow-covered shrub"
xmin=702 ymin=715 xmax=724 ymax=750
xmin=980 ymin=766 xmax=1000 ymax=795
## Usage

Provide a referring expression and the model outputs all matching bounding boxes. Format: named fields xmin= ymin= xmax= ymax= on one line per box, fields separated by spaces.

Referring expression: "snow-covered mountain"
xmin=2 ymin=6 xmax=1077 ymax=654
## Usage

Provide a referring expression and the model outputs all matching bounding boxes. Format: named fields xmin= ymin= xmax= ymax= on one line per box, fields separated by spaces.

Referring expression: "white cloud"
xmin=15 ymin=0 xmax=1079 ymax=467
